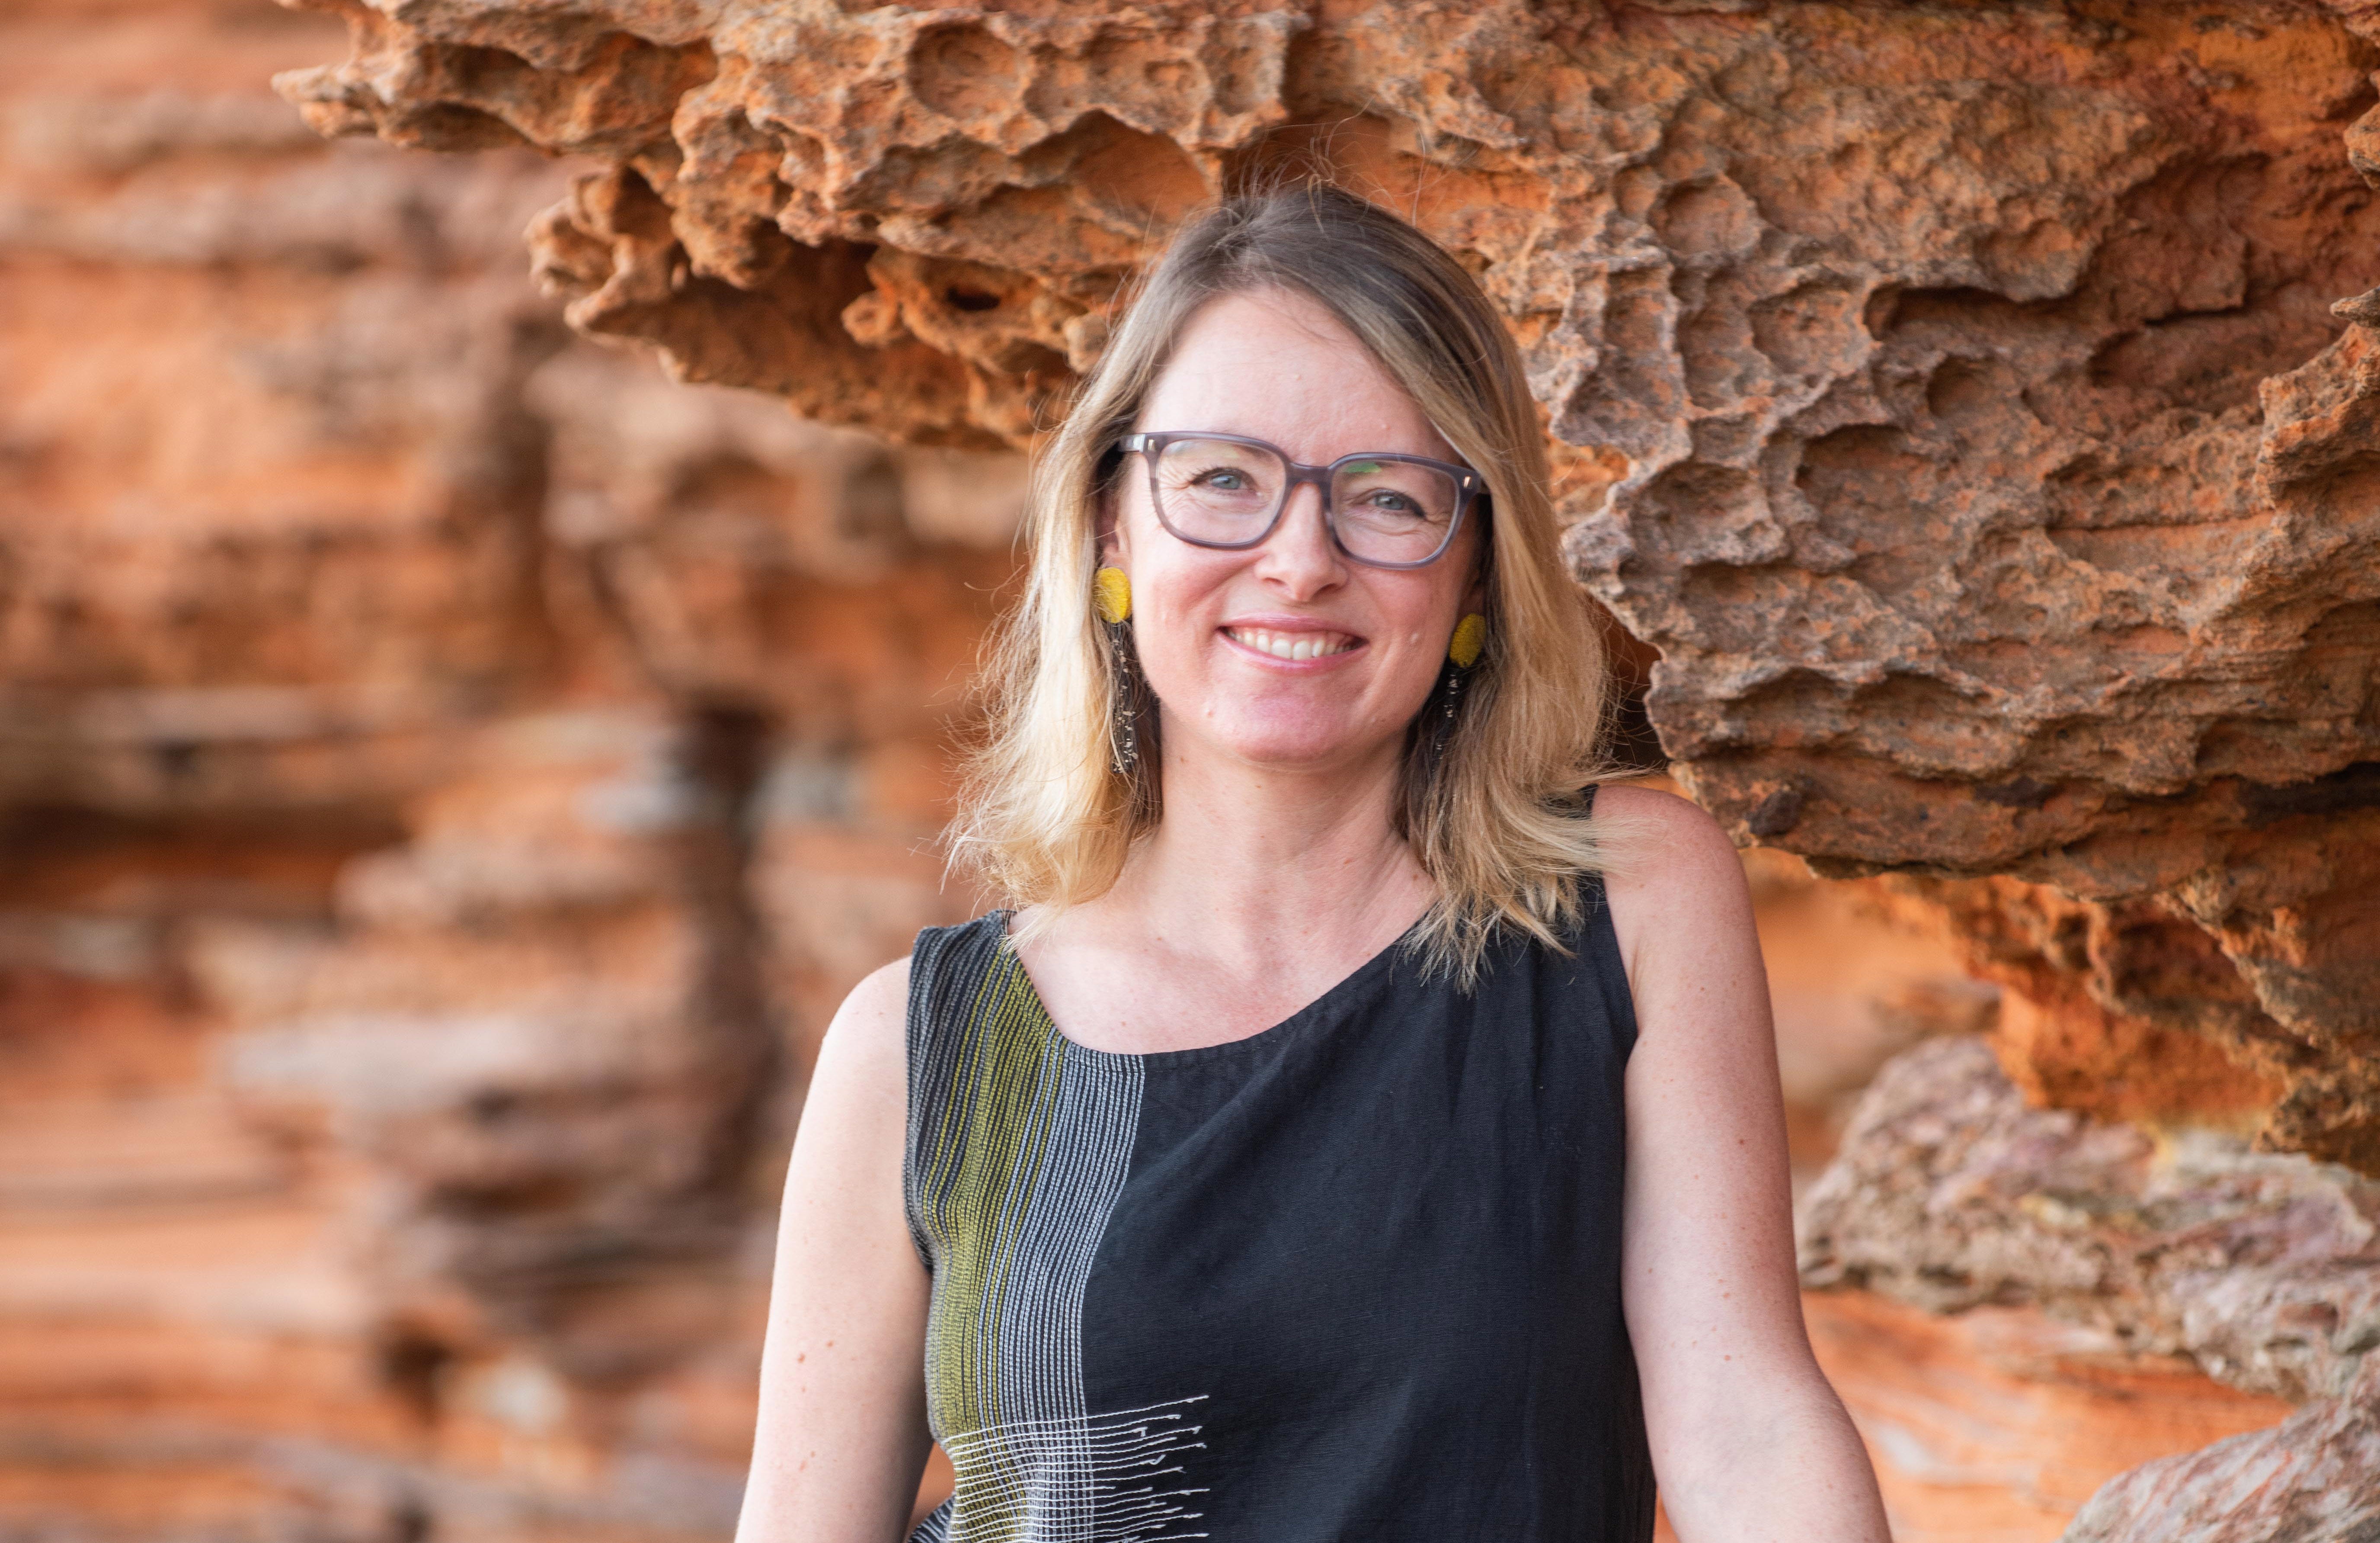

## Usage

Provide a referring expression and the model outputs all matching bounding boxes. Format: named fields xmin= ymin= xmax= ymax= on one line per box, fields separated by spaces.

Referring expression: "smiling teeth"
xmin=1229 ymin=627 xmax=1356 ymax=661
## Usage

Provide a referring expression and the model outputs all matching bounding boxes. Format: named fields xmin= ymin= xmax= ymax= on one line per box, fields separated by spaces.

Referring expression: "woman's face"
xmin=1107 ymin=287 xmax=1482 ymax=779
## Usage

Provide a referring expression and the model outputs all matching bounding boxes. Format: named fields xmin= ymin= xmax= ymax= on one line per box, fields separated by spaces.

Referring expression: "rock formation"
xmin=262 ymin=2 xmax=2380 ymax=1533
xmin=2062 ymin=1348 xmax=2380 ymax=1542
xmin=273 ymin=0 xmax=2380 ymax=1174
xmin=1801 ymin=1288 xmax=2294 ymax=1541
xmin=1801 ymin=1036 xmax=2380 ymax=1406
xmin=0 ymin=4 xmax=1013 ymax=1525
xmin=1806 ymin=1035 xmax=2380 ymax=1539
xmin=8 ymin=0 xmax=2380 ymax=1537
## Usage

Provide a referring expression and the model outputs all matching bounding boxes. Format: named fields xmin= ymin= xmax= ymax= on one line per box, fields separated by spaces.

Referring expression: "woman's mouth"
xmin=1223 ymin=626 xmax=1360 ymax=662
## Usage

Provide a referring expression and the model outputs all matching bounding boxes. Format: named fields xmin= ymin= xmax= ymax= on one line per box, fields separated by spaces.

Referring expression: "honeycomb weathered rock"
xmin=276 ymin=0 xmax=2380 ymax=1170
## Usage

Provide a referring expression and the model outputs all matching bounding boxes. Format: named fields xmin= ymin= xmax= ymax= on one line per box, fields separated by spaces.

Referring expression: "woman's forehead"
xmin=1139 ymin=289 xmax=1452 ymax=461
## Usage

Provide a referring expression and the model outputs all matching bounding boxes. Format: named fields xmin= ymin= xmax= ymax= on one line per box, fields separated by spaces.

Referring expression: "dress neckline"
xmin=992 ymin=908 xmax=1420 ymax=1069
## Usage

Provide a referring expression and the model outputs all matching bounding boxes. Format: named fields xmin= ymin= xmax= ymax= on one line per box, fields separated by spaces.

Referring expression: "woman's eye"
xmin=1194 ymin=469 xmax=1248 ymax=491
xmin=1363 ymin=490 xmax=1419 ymax=514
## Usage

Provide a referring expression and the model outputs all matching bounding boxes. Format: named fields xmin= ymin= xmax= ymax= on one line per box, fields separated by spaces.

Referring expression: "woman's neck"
xmin=1103 ymin=733 xmax=1433 ymax=976
xmin=1010 ymin=732 xmax=1435 ymax=1053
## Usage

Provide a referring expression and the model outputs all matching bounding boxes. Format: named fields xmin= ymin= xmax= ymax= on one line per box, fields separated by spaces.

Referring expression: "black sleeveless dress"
xmin=901 ymin=876 xmax=1654 ymax=1542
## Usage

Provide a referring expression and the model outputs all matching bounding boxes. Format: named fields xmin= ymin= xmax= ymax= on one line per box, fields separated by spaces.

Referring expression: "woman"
xmin=737 ymin=186 xmax=1890 ymax=1542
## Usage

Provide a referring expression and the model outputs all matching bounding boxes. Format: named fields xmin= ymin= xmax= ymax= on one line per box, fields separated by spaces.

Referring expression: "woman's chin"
xmin=1190 ymin=718 xmax=1401 ymax=775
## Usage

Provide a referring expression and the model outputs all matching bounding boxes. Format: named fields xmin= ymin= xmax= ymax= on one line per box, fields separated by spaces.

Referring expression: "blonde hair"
xmin=949 ymin=184 xmax=1633 ymax=980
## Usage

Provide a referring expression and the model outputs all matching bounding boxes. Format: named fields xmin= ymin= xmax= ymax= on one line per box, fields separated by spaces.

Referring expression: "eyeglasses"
xmin=1117 ymin=431 xmax=1482 ymax=569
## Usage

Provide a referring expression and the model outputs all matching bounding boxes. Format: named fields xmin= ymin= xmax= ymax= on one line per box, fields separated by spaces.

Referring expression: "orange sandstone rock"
xmin=0 ymin=6 xmax=1004 ymax=1527
xmin=275 ymin=0 xmax=2380 ymax=1168
xmin=5 ymin=0 xmax=2378 ymax=1536
xmin=1802 ymin=1291 xmax=2295 ymax=1543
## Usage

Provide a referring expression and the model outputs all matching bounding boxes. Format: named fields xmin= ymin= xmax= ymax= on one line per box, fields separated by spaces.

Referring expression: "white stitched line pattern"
xmin=936 ymin=1398 xmax=1213 ymax=1543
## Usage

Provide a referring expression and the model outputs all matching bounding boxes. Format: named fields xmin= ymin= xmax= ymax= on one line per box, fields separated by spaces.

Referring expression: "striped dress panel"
xmin=905 ymin=921 xmax=1209 ymax=1543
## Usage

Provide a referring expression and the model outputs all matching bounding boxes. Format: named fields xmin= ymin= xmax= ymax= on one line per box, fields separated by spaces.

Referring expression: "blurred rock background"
xmin=1 ymin=2 xmax=2373 ymax=1542
xmin=1 ymin=3 xmax=1013 ymax=1532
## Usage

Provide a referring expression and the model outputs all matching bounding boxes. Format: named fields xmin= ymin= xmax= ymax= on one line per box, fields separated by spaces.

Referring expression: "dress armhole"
xmin=900 ymin=912 xmax=1011 ymax=1269
xmin=1578 ymin=784 xmax=1642 ymax=1060
xmin=902 ymin=919 xmax=971 ymax=1268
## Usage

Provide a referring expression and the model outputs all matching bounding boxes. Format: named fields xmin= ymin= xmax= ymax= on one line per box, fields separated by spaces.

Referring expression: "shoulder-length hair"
xmin=949 ymin=183 xmax=1633 ymax=981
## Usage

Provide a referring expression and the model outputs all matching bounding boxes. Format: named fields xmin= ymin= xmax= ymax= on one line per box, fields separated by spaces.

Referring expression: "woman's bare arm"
xmin=736 ymin=958 xmax=933 ymax=1543
xmin=1601 ymin=784 xmax=1889 ymax=1542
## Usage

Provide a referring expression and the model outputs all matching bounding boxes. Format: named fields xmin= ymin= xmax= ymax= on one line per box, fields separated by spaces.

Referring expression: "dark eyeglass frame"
xmin=1117 ymin=431 xmax=1484 ymax=570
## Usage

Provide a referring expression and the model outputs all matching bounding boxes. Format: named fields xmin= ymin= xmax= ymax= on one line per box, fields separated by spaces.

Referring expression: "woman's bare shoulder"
xmin=1595 ymin=783 xmax=1744 ymax=896
xmin=1593 ymin=780 xmax=1724 ymax=830
xmin=1592 ymin=787 xmax=1765 ymax=1050
xmin=812 ymin=955 xmax=914 ymax=1091
xmin=841 ymin=954 xmax=913 ymax=1022
xmin=1592 ymin=781 xmax=1757 ymax=986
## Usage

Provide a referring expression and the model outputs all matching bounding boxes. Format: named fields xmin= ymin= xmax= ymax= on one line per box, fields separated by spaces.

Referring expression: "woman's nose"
xmin=1254 ymin=482 xmax=1344 ymax=596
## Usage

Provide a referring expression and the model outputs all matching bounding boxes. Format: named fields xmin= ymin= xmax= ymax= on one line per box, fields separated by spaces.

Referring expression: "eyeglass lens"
xmin=1149 ymin=437 xmax=1459 ymax=565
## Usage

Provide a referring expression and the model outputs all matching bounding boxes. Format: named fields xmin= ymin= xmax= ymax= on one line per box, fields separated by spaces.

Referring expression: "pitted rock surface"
xmin=278 ymin=0 xmax=2380 ymax=1168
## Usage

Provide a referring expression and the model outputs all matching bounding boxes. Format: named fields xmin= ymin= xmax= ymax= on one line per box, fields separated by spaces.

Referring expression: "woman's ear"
xmin=1460 ymin=522 xmax=1490 ymax=615
xmin=1092 ymin=441 xmax=1130 ymax=564
xmin=1095 ymin=487 xmax=1127 ymax=566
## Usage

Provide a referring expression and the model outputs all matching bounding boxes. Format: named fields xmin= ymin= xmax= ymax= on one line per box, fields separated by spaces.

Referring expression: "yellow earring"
xmin=1094 ymin=566 xmax=1132 ymax=624
xmin=1449 ymin=612 xmax=1487 ymax=668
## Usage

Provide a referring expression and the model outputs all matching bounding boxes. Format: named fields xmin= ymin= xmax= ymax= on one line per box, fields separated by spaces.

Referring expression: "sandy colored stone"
xmin=1801 ymin=1037 xmax=2380 ymax=1405
xmin=1739 ymin=847 xmax=2002 ymax=1188
xmin=1806 ymin=1036 xmax=2380 ymax=1536
xmin=1804 ymin=1290 xmax=2295 ymax=1543
xmin=2060 ymin=1349 xmax=2380 ymax=1543
xmin=1900 ymin=874 xmax=2294 ymax=1129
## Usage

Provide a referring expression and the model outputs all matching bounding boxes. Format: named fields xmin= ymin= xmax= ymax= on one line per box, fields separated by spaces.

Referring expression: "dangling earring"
xmin=1109 ymin=640 xmax=1141 ymax=775
xmin=1095 ymin=566 xmax=1139 ymax=774
xmin=1434 ymin=612 xmax=1487 ymax=749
